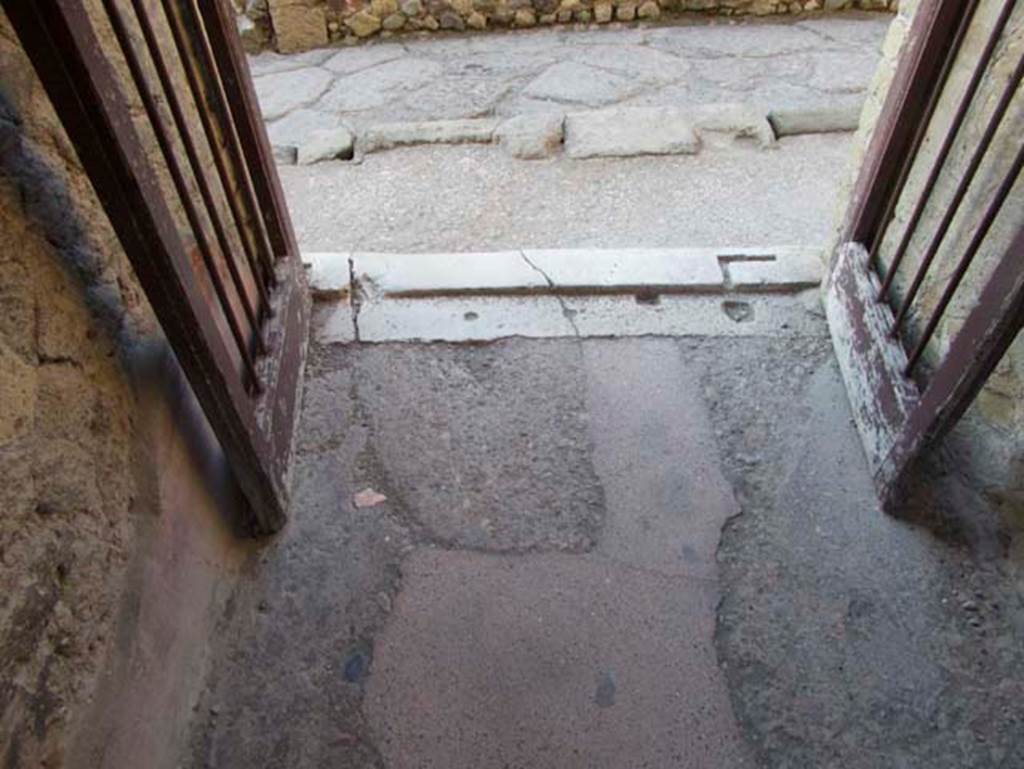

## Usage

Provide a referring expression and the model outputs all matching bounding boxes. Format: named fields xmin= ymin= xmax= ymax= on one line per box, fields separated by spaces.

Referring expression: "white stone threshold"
xmin=303 ymin=246 xmax=826 ymax=344
xmin=305 ymin=246 xmax=823 ymax=300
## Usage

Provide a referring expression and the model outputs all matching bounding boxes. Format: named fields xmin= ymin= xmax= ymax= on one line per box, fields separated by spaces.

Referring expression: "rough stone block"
xmin=768 ymin=104 xmax=862 ymax=136
xmin=692 ymin=103 xmax=776 ymax=148
xmin=514 ymin=8 xmax=537 ymax=25
xmin=268 ymin=0 xmax=328 ymax=53
xmin=594 ymin=1 xmax=613 ymax=21
xmin=564 ymin=107 xmax=701 ymax=159
xmin=0 ymin=341 xmax=36 ymax=443
xmin=359 ymin=118 xmax=499 ymax=153
xmin=637 ymin=0 xmax=661 ymax=17
xmin=345 ymin=9 xmax=383 ymax=36
xmin=236 ymin=13 xmax=269 ymax=54
xmin=297 ymin=126 xmax=355 ymax=164
xmin=496 ymin=113 xmax=565 ymax=159
xmin=440 ymin=10 xmax=466 ymax=28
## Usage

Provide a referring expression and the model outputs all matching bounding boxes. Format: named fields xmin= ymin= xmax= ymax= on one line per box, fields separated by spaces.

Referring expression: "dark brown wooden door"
xmin=826 ymin=0 xmax=1023 ymax=507
xmin=4 ymin=0 xmax=309 ymax=533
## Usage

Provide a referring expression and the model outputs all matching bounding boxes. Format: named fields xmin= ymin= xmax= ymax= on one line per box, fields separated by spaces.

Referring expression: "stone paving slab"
xmin=583 ymin=339 xmax=739 ymax=579
xmin=365 ymin=549 xmax=751 ymax=769
xmin=252 ymin=15 xmax=891 ymax=154
xmin=522 ymin=60 xmax=644 ymax=106
xmin=254 ymin=66 xmax=333 ymax=121
xmin=768 ymin=102 xmax=862 ymax=135
xmin=266 ymin=108 xmax=345 ymax=159
xmin=564 ymin=106 xmax=701 ymax=158
xmin=358 ymin=118 xmax=500 ymax=153
xmin=348 ymin=342 xmax=606 ymax=552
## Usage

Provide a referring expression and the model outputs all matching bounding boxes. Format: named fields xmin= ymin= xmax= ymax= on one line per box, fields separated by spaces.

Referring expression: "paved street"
xmin=253 ymin=13 xmax=889 ymax=141
xmin=279 ymin=134 xmax=854 ymax=252
xmin=254 ymin=14 xmax=891 ymax=254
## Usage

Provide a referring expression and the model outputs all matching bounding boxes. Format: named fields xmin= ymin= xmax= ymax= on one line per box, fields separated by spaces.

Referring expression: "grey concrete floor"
xmin=185 ymin=324 xmax=1024 ymax=769
xmin=281 ymin=133 xmax=854 ymax=252
xmin=186 ymin=16 xmax=1024 ymax=769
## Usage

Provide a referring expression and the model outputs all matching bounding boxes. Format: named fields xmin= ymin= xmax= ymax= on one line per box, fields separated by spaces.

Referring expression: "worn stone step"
xmin=270 ymin=102 xmax=848 ymax=164
xmin=306 ymin=246 xmax=823 ymax=299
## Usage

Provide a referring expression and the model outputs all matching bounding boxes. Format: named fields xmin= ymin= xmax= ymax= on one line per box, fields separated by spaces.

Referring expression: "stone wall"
xmin=0 ymin=8 xmax=249 ymax=768
xmin=830 ymin=0 xmax=1024 ymax=521
xmin=237 ymin=0 xmax=897 ymax=53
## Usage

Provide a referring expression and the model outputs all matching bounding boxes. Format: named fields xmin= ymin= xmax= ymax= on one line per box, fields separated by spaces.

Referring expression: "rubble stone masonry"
xmin=236 ymin=0 xmax=898 ymax=53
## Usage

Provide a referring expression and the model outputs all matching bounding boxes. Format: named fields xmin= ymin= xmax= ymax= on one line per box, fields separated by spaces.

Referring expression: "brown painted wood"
xmin=825 ymin=244 xmax=920 ymax=493
xmin=198 ymin=0 xmax=301 ymax=262
xmin=4 ymin=0 xmax=309 ymax=534
xmin=158 ymin=0 xmax=278 ymax=290
xmin=839 ymin=0 xmax=967 ymax=253
xmin=880 ymin=227 xmax=1024 ymax=505
xmin=828 ymin=0 xmax=1021 ymax=510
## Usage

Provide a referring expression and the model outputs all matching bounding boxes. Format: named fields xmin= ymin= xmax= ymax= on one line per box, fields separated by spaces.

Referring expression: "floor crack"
xmin=519 ymin=250 xmax=581 ymax=338
xmin=349 ymin=255 xmax=362 ymax=342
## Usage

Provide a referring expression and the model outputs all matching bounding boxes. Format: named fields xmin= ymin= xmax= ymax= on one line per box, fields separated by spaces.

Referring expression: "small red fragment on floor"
xmin=354 ymin=488 xmax=387 ymax=508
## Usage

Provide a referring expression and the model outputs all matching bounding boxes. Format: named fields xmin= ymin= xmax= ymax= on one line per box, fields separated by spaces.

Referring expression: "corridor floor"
xmin=188 ymin=13 xmax=1024 ymax=768
xmin=185 ymin=317 xmax=1024 ymax=768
